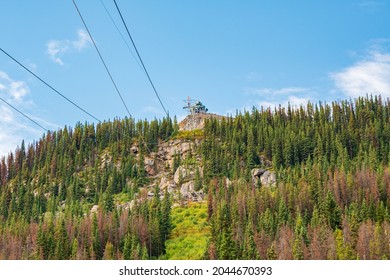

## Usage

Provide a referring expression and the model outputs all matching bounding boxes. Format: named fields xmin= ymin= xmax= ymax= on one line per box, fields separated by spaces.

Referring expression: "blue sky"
xmin=1 ymin=0 xmax=390 ymax=155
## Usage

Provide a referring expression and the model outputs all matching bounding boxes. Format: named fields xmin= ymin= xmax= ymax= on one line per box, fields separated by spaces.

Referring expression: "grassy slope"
xmin=165 ymin=202 xmax=211 ymax=260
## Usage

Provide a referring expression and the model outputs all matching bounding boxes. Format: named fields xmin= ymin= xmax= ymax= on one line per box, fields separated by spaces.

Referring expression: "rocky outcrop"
xmin=251 ymin=168 xmax=266 ymax=178
xmin=180 ymin=181 xmax=195 ymax=197
xmin=147 ymin=190 xmax=155 ymax=197
xmin=174 ymin=166 xmax=190 ymax=184
xmin=172 ymin=166 xmax=204 ymax=201
xmin=159 ymin=175 xmax=176 ymax=193
xmin=117 ymin=200 xmax=135 ymax=211
xmin=179 ymin=113 xmax=207 ymax=131
xmin=179 ymin=113 xmax=226 ymax=131
xmin=130 ymin=145 xmax=139 ymax=154
xmin=260 ymin=171 xmax=276 ymax=186
xmin=100 ymin=151 xmax=113 ymax=169
xmin=251 ymin=168 xmax=276 ymax=186
xmin=173 ymin=166 xmax=203 ymax=184
xmin=90 ymin=205 xmax=99 ymax=214
xmin=144 ymin=157 xmax=156 ymax=176
xmin=225 ymin=177 xmax=232 ymax=188
xmin=157 ymin=140 xmax=197 ymax=169
xmin=179 ymin=181 xmax=204 ymax=201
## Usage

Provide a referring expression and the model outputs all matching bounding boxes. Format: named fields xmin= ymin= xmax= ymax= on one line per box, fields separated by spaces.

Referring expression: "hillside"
xmin=1 ymin=96 xmax=390 ymax=260
xmin=178 ymin=113 xmax=226 ymax=131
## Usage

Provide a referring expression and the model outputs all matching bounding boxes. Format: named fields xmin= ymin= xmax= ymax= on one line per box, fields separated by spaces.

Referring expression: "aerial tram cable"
xmin=112 ymin=0 xmax=169 ymax=117
xmin=99 ymin=0 xmax=144 ymax=72
xmin=0 ymin=47 xmax=101 ymax=123
xmin=72 ymin=0 xmax=153 ymax=154
xmin=0 ymin=96 xmax=49 ymax=132
xmin=72 ymin=0 xmax=132 ymax=118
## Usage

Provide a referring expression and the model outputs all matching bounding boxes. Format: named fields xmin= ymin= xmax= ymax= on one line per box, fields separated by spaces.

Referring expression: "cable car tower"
xmin=183 ymin=96 xmax=208 ymax=115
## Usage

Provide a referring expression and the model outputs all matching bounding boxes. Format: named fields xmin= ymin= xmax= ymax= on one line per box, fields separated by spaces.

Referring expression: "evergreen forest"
xmin=1 ymin=95 xmax=390 ymax=260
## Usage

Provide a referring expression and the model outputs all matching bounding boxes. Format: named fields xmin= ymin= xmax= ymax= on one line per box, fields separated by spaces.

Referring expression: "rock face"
xmin=179 ymin=113 xmax=208 ymax=131
xmin=144 ymin=157 xmax=156 ymax=176
xmin=251 ymin=168 xmax=276 ymax=186
xmin=180 ymin=181 xmax=204 ymax=201
xmin=159 ymin=175 xmax=176 ymax=193
xmin=172 ymin=166 xmax=204 ymax=201
xmin=130 ymin=145 xmax=138 ymax=154
xmin=174 ymin=166 xmax=192 ymax=184
xmin=121 ymin=134 xmax=276 ymax=206
xmin=127 ymin=138 xmax=206 ymax=203
xmin=90 ymin=205 xmax=99 ymax=214
xmin=180 ymin=181 xmax=195 ymax=197
xmin=260 ymin=171 xmax=276 ymax=186
xmin=147 ymin=190 xmax=155 ymax=197
xmin=179 ymin=113 xmax=226 ymax=131
xmin=251 ymin=168 xmax=266 ymax=178
xmin=157 ymin=140 xmax=198 ymax=169
xmin=117 ymin=200 xmax=135 ymax=211
xmin=173 ymin=165 xmax=203 ymax=184
xmin=225 ymin=177 xmax=232 ymax=188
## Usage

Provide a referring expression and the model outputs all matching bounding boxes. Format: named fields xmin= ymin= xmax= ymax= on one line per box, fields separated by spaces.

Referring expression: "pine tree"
xmin=92 ymin=214 xmax=103 ymax=260
xmin=123 ymin=234 xmax=132 ymax=260
xmin=71 ymin=238 xmax=79 ymax=260
xmin=160 ymin=191 xmax=172 ymax=253
xmin=194 ymin=167 xmax=202 ymax=191
xmin=103 ymin=241 xmax=115 ymax=260
xmin=242 ymin=219 xmax=259 ymax=259
xmin=335 ymin=229 xmax=355 ymax=260
xmin=54 ymin=219 xmax=70 ymax=260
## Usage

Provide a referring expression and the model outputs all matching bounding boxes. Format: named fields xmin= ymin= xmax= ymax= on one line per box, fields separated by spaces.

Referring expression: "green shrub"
xmin=165 ymin=202 xmax=211 ymax=260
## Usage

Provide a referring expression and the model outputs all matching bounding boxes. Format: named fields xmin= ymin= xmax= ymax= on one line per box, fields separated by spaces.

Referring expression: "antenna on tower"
xmin=182 ymin=96 xmax=209 ymax=130
xmin=183 ymin=96 xmax=209 ymax=130
xmin=182 ymin=96 xmax=208 ymax=115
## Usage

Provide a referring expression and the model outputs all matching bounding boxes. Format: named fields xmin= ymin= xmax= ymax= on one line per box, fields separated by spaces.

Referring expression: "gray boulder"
xmin=174 ymin=166 xmax=203 ymax=184
xmin=144 ymin=157 xmax=156 ymax=176
xmin=180 ymin=181 xmax=195 ymax=197
xmin=90 ymin=205 xmax=99 ymax=214
xmin=251 ymin=168 xmax=276 ymax=187
xmin=260 ymin=171 xmax=276 ymax=186
xmin=251 ymin=168 xmax=266 ymax=178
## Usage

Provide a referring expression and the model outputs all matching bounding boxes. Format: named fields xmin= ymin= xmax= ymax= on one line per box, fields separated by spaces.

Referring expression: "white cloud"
xmin=244 ymin=86 xmax=313 ymax=109
xmin=0 ymin=107 xmax=42 ymax=156
xmin=0 ymin=71 xmax=30 ymax=102
xmin=47 ymin=40 xmax=69 ymax=65
xmin=9 ymin=81 xmax=29 ymax=102
xmin=46 ymin=29 xmax=91 ymax=65
xmin=287 ymin=95 xmax=309 ymax=106
xmin=227 ymin=86 xmax=313 ymax=116
xmin=0 ymin=105 xmax=14 ymax=123
xmin=255 ymin=101 xmax=278 ymax=110
xmin=0 ymin=111 xmax=43 ymax=158
xmin=247 ymin=86 xmax=311 ymax=96
xmin=330 ymin=50 xmax=390 ymax=98
xmin=0 ymin=71 xmax=51 ymax=156
xmin=73 ymin=29 xmax=91 ymax=51
xmin=0 ymin=107 xmax=42 ymax=158
xmin=257 ymin=95 xmax=309 ymax=109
